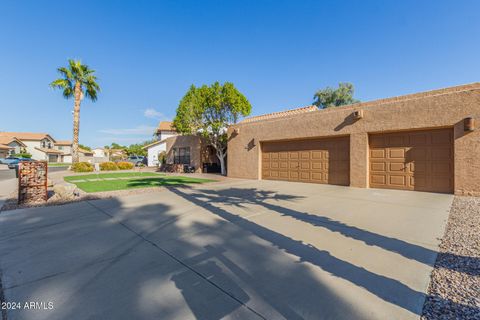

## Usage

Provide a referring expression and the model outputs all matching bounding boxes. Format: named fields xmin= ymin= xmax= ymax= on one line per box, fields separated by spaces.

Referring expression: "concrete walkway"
xmin=0 ymin=179 xmax=453 ymax=320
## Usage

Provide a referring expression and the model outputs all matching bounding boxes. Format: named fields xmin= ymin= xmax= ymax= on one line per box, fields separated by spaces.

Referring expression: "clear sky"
xmin=1 ymin=1 xmax=479 ymax=147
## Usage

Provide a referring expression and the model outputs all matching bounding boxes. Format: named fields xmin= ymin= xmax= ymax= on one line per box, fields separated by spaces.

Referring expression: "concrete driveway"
xmin=0 ymin=179 xmax=453 ymax=320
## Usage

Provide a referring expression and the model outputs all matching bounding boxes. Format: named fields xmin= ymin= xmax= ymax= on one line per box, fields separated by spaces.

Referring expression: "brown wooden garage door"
xmin=369 ymin=129 xmax=453 ymax=193
xmin=262 ymin=137 xmax=350 ymax=185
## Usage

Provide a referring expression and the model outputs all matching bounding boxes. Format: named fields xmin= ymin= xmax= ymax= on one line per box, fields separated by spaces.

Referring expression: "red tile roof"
xmin=0 ymin=132 xmax=54 ymax=141
xmin=55 ymin=140 xmax=71 ymax=146
xmin=0 ymin=144 xmax=13 ymax=150
xmin=240 ymin=105 xmax=319 ymax=124
xmin=156 ymin=121 xmax=176 ymax=132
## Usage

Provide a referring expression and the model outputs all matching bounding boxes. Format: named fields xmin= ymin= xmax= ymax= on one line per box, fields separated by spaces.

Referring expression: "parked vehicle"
xmin=0 ymin=157 xmax=19 ymax=165
xmin=8 ymin=158 xmax=35 ymax=169
xmin=125 ymin=155 xmax=147 ymax=167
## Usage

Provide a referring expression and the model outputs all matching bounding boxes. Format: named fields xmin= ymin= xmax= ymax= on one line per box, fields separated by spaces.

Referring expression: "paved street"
xmin=0 ymin=165 xmax=67 ymax=181
xmin=0 ymin=179 xmax=453 ymax=320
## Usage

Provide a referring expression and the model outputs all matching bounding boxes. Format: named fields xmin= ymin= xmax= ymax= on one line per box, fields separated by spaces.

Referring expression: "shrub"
xmin=71 ymin=162 xmax=94 ymax=172
xmin=116 ymin=161 xmax=134 ymax=170
xmin=99 ymin=161 xmax=118 ymax=171
xmin=13 ymin=153 xmax=32 ymax=158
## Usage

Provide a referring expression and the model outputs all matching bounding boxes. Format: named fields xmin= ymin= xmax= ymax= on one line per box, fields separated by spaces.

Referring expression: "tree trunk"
xmin=216 ymin=149 xmax=227 ymax=176
xmin=72 ymin=82 xmax=82 ymax=164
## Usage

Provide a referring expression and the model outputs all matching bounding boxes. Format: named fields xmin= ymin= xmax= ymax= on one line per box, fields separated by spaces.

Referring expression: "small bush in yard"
xmin=71 ymin=162 xmax=94 ymax=172
xmin=99 ymin=161 xmax=118 ymax=171
xmin=117 ymin=161 xmax=134 ymax=170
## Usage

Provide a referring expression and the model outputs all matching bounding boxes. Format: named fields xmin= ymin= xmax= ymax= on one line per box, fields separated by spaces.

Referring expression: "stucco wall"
xmin=23 ymin=140 xmax=45 ymax=160
xmin=165 ymin=135 xmax=203 ymax=172
xmin=227 ymin=83 xmax=480 ymax=195
xmin=147 ymin=142 xmax=167 ymax=167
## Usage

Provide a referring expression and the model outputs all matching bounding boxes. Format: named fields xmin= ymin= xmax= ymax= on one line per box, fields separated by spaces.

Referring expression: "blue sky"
xmin=0 ymin=1 xmax=479 ymax=147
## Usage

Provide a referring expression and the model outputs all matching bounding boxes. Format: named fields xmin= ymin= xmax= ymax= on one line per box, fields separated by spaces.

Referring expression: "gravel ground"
xmin=422 ymin=196 xmax=480 ymax=320
xmin=0 ymin=187 xmax=168 ymax=212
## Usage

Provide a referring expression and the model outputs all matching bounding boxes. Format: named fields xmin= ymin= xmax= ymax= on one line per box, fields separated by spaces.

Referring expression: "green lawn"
xmin=64 ymin=172 xmax=215 ymax=192
xmin=48 ymin=162 xmax=71 ymax=167
xmin=64 ymin=172 xmax=160 ymax=182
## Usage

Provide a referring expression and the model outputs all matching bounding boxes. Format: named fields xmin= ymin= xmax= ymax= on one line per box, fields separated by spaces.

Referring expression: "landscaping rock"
xmin=52 ymin=184 xmax=79 ymax=201
xmin=422 ymin=196 xmax=480 ymax=320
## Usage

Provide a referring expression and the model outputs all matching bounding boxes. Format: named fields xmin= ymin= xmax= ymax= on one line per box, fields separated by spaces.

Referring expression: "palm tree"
xmin=50 ymin=60 xmax=100 ymax=163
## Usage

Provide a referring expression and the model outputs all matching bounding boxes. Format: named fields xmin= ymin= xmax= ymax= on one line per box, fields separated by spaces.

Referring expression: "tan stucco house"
xmin=227 ymin=83 xmax=480 ymax=196
xmin=143 ymin=121 xmax=179 ymax=167
xmin=164 ymin=135 xmax=219 ymax=172
xmin=0 ymin=136 xmax=27 ymax=158
xmin=0 ymin=133 xmax=93 ymax=163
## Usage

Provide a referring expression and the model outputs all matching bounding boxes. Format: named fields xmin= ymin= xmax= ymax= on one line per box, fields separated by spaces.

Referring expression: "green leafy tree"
xmin=173 ymin=82 xmax=251 ymax=175
xmin=78 ymin=144 xmax=91 ymax=151
xmin=50 ymin=60 xmax=100 ymax=163
xmin=110 ymin=143 xmax=125 ymax=150
xmin=313 ymin=82 xmax=359 ymax=109
xmin=126 ymin=143 xmax=147 ymax=156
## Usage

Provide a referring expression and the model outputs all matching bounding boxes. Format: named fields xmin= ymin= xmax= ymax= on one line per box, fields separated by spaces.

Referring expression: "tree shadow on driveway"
xmin=168 ymin=186 xmax=479 ymax=317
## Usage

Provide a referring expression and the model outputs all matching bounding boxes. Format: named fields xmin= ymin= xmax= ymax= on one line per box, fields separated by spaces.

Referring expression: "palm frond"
xmin=52 ymin=59 xmax=99 ymax=101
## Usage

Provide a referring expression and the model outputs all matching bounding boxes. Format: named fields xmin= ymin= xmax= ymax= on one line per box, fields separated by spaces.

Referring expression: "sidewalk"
xmin=0 ymin=178 xmax=16 ymax=210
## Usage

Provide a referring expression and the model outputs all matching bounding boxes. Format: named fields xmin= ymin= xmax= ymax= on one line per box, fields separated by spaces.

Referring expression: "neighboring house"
xmin=0 ymin=133 xmax=94 ymax=163
xmin=163 ymin=135 xmax=220 ymax=173
xmin=0 ymin=132 xmax=62 ymax=162
xmin=92 ymin=148 xmax=105 ymax=157
xmin=155 ymin=121 xmax=177 ymax=141
xmin=92 ymin=148 xmax=109 ymax=163
xmin=227 ymin=83 xmax=480 ymax=196
xmin=143 ymin=139 xmax=167 ymax=167
xmin=106 ymin=148 xmax=127 ymax=161
xmin=54 ymin=140 xmax=72 ymax=162
xmin=63 ymin=148 xmax=94 ymax=163
xmin=144 ymin=121 xmax=178 ymax=166
xmin=0 ymin=136 xmax=27 ymax=157
xmin=0 ymin=144 xmax=12 ymax=159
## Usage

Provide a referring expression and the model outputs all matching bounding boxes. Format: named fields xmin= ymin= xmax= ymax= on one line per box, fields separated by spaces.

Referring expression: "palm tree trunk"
xmin=72 ymin=82 xmax=82 ymax=163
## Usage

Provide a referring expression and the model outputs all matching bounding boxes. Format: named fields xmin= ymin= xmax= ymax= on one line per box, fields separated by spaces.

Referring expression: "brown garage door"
xmin=262 ymin=137 xmax=350 ymax=185
xmin=369 ymin=129 xmax=453 ymax=193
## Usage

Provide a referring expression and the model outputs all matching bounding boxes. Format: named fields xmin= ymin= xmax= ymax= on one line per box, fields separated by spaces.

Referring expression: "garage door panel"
xmin=371 ymin=174 xmax=386 ymax=184
xmin=311 ymin=162 xmax=322 ymax=170
xmin=262 ymin=137 xmax=349 ymax=186
xmin=300 ymin=161 xmax=310 ymax=170
xmin=289 ymin=161 xmax=299 ymax=169
xmin=369 ymin=129 xmax=453 ymax=193
xmin=389 ymin=148 xmax=405 ymax=159
xmin=431 ymin=147 xmax=452 ymax=160
xmin=278 ymin=171 xmax=289 ymax=179
xmin=389 ymin=163 xmax=405 ymax=172
xmin=432 ymin=162 xmax=452 ymax=174
xmin=311 ymin=151 xmax=322 ymax=159
xmin=410 ymin=162 xmax=427 ymax=173
xmin=389 ymin=175 xmax=406 ymax=186
xmin=387 ymin=135 xmax=406 ymax=146
xmin=410 ymin=133 xmax=428 ymax=146
xmin=300 ymin=151 xmax=310 ymax=160
xmin=299 ymin=171 xmax=310 ymax=180
xmin=371 ymin=149 xmax=386 ymax=158
xmin=289 ymin=152 xmax=299 ymax=160
xmin=432 ymin=130 xmax=452 ymax=145
xmin=371 ymin=162 xmax=386 ymax=172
